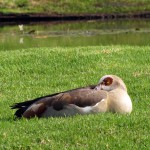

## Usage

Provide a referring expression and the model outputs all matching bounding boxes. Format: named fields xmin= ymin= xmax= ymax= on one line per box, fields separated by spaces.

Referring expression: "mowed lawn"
xmin=0 ymin=46 xmax=149 ymax=149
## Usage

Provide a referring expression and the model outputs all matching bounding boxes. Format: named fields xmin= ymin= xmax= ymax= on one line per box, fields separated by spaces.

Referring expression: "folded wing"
xmin=11 ymin=85 xmax=99 ymax=118
xmin=11 ymin=85 xmax=107 ymax=118
xmin=24 ymin=89 xmax=107 ymax=118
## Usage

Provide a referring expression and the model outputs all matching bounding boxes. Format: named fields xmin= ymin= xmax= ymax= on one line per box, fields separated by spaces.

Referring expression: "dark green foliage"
xmin=0 ymin=0 xmax=150 ymax=14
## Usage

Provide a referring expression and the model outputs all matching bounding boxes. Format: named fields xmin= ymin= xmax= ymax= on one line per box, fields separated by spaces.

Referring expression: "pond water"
xmin=0 ymin=19 xmax=150 ymax=51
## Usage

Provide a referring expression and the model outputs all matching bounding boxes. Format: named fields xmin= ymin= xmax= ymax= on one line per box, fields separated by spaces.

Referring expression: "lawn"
xmin=0 ymin=0 xmax=150 ymax=14
xmin=0 ymin=46 xmax=149 ymax=149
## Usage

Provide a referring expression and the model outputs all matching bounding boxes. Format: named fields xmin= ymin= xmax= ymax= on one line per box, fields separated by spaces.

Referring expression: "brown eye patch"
xmin=103 ymin=77 xmax=113 ymax=86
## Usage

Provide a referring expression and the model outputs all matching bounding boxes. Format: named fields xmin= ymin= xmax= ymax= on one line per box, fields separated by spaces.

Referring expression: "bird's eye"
xmin=103 ymin=77 xmax=113 ymax=86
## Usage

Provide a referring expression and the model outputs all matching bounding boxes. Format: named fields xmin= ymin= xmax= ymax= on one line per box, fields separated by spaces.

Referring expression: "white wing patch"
xmin=81 ymin=106 xmax=93 ymax=113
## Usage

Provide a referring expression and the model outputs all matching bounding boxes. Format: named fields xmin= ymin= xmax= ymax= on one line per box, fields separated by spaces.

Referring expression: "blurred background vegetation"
xmin=0 ymin=0 xmax=150 ymax=15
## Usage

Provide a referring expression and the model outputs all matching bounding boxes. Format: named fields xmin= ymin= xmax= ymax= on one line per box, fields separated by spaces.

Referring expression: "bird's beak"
xmin=95 ymin=83 xmax=102 ymax=90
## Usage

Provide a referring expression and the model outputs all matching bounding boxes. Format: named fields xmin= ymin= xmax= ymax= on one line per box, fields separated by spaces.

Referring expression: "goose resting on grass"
xmin=11 ymin=75 xmax=132 ymax=119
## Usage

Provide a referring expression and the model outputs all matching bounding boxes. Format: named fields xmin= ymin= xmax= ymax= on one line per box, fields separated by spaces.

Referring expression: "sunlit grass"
xmin=0 ymin=46 xmax=150 ymax=149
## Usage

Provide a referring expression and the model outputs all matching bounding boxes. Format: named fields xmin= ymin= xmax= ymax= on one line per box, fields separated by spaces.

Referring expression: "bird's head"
xmin=95 ymin=75 xmax=127 ymax=92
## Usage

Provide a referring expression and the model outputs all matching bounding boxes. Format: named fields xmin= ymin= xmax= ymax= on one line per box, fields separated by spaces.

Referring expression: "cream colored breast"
xmin=107 ymin=88 xmax=132 ymax=114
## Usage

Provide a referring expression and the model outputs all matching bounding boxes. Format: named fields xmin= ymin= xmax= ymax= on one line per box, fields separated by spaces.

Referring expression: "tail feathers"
xmin=10 ymin=99 xmax=38 ymax=109
xmin=10 ymin=99 xmax=38 ymax=118
xmin=14 ymin=107 xmax=28 ymax=118
xmin=10 ymin=93 xmax=57 ymax=118
xmin=10 ymin=92 xmax=62 ymax=110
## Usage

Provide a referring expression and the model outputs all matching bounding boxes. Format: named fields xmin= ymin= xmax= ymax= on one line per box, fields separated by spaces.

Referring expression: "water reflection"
xmin=19 ymin=37 xmax=24 ymax=44
xmin=0 ymin=19 xmax=150 ymax=51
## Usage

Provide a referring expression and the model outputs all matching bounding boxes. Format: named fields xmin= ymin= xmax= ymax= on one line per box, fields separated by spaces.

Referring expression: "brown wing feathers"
xmin=22 ymin=89 xmax=107 ymax=118
xmin=23 ymin=103 xmax=47 ymax=118
xmin=11 ymin=85 xmax=97 ymax=118
xmin=43 ymin=89 xmax=107 ymax=110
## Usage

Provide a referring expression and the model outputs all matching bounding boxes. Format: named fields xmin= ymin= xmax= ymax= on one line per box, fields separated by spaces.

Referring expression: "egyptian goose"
xmin=11 ymin=75 xmax=132 ymax=118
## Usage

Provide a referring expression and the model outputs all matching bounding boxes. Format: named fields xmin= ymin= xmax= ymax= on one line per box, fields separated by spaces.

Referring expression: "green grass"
xmin=0 ymin=0 xmax=150 ymax=14
xmin=0 ymin=46 xmax=150 ymax=149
